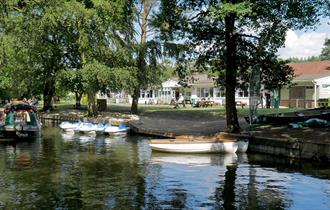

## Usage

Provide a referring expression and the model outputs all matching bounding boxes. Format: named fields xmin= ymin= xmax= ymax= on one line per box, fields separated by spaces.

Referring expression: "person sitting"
xmin=4 ymin=98 xmax=12 ymax=111
xmin=178 ymin=94 xmax=185 ymax=107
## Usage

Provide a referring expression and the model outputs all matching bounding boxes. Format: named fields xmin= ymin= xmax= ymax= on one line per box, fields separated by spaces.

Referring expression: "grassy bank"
xmin=50 ymin=100 xmax=299 ymax=120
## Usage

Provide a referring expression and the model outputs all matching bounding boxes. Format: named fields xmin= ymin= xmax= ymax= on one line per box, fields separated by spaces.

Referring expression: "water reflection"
xmin=0 ymin=127 xmax=328 ymax=209
xmin=150 ymin=152 xmax=241 ymax=166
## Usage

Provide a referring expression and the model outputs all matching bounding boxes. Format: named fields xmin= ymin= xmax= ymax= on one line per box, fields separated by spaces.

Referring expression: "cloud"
xmin=278 ymin=30 xmax=328 ymax=59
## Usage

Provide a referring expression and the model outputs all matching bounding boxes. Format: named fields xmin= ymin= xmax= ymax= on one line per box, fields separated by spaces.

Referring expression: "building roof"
xmin=290 ymin=60 xmax=330 ymax=77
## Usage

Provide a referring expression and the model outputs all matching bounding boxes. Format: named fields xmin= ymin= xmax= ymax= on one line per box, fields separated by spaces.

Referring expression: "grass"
xmin=50 ymin=99 xmax=300 ymax=120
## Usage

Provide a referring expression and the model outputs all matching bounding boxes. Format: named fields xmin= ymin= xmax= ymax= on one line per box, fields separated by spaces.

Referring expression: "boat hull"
xmin=245 ymin=107 xmax=330 ymax=124
xmin=149 ymin=139 xmax=238 ymax=153
xmin=237 ymin=139 xmax=249 ymax=153
xmin=59 ymin=122 xmax=81 ymax=131
xmin=104 ymin=126 xmax=129 ymax=134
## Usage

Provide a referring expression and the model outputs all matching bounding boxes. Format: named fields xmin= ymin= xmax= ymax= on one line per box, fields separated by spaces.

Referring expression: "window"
xmin=203 ymin=88 xmax=209 ymax=97
xmin=220 ymin=88 xmax=226 ymax=97
xmin=197 ymin=88 xmax=201 ymax=97
xmin=290 ymin=86 xmax=305 ymax=99
xmin=237 ymin=88 xmax=248 ymax=97
xmin=322 ymin=84 xmax=330 ymax=88
xmin=184 ymin=91 xmax=191 ymax=97
xmin=214 ymin=88 xmax=220 ymax=97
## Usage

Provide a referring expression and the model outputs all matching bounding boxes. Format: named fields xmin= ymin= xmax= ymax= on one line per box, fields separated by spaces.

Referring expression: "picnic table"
xmin=195 ymin=100 xmax=214 ymax=108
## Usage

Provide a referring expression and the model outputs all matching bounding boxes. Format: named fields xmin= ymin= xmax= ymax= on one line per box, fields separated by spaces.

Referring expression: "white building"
xmin=136 ymin=73 xmax=250 ymax=105
xmin=280 ymin=61 xmax=330 ymax=108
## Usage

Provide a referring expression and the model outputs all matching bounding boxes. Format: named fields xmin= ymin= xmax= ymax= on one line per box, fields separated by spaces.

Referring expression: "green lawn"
xmin=51 ymin=99 xmax=300 ymax=119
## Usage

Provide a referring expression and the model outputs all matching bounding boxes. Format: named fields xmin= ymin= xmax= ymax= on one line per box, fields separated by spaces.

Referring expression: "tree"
xmin=57 ymin=0 xmax=135 ymax=116
xmin=0 ymin=0 xmax=68 ymax=110
xmin=130 ymin=0 xmax=162 ymax=114
xmin=320 ymin=38 xmax=330 ymax=60
xmin=157 ymin=0 xmax=326 ymax=132
xmin=57 ymin=70 xmax=84 ymax=108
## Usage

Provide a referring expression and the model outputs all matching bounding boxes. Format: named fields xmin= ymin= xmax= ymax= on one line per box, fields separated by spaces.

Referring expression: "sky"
xmin=278 ymin=18 xmax=330 ymax=59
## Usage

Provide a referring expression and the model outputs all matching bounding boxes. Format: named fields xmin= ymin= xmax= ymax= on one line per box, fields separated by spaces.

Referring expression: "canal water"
xmin=0 ymin=127 xmax=329 ymax=210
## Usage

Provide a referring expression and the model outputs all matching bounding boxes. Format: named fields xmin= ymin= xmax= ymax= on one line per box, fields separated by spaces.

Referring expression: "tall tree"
xmin=157 ymin=0 xmax=326 ymax=132
xmin=320 ymin=38 xmax=330 ymax=60
xmin=58 ymin=0 xmax=135 ymax=116
xmin=130 ymin=0 xmax=161 ymax=114
xmin=1 ymin=0 xmax=134 ymax=114
xmin=0 ymin=0 xmax=67 ymax=110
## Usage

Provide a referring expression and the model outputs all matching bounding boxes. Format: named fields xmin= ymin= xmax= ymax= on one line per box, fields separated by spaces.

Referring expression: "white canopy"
xmin=162 ymin=79 xmax=181 ymax=88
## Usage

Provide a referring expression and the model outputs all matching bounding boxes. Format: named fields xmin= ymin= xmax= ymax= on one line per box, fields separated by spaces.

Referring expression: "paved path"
xmin=129 ymin=115 xmax=249 ymax=137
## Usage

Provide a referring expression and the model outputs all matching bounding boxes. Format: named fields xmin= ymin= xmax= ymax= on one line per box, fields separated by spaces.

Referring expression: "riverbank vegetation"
xmin=0 ymin=0 xmax=329 ymax=132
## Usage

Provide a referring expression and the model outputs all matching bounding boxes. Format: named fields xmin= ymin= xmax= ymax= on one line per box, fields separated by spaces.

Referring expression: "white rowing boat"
xmin=149 ymin=139 xmax=238 ymax=153
xmin=149 ymin=132 xmax=250 ymax=154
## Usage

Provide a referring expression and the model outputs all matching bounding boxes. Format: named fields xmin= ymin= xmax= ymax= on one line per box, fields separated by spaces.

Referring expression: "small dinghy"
xmin=59 ymin=121 xmax=81 ymax=131
xmin=149 ymin=132 xmax=250 ymax=154
xmin=149 ymin=139 xmax=238 ymax=153
xmin=237 ymin=139 xmax=249 ymax=153
xmin=76 ymin=122 xmax=97 ymax=133
xmin=95 ymin=123 xmax=106 ymax=135
xmin=104 ymin=124 xmax=130 ymax=134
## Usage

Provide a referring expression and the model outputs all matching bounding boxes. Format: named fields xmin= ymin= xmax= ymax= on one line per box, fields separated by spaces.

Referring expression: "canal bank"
xmin=128 ymin=116 xmax=330 ymax=163
xmin=38 ymin=109 xmax=330 ymax=163
xmin=249 ymin=125 xmax=330 ymax=163
xmin=39 ymin=110 xmax=139 ymax=127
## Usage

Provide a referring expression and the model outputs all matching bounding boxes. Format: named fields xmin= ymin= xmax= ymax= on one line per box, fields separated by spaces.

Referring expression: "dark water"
xmin=0 ymin=128 xmax=329 ymax=210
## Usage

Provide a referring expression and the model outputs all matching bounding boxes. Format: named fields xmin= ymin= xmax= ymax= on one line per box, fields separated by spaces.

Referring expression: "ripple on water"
xmin=0 ymin=128 xmax=328 ymax=209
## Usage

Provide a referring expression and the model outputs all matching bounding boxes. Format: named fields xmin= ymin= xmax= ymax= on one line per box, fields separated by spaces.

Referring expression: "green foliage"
xmin=0 ymin=0 xmax=135 ymax=111
xmin=156 ymin=0 xmax=327 ymax=131
xmin=286 ymin=56 xmax=321 ymax=63
xmin=82 ymin=60 xmax=138 ymax=94
xmin=320 ymin=38 xmax=330 ymax=60
xmin=57 ymin=69 xmax=84 ymax=96
xmin=210 ymin=2 xmax=252 ymax=18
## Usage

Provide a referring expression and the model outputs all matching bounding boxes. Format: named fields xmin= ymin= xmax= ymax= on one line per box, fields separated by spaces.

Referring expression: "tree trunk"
xmin=87 ymin=90 xmax=97 ymax=116
xmin=131 ymin=87 xmax=140 ymax=114
xmin=130 ymin=0 xmax=149 ymax=114
xmin=75 ymin=92 xmax=83 ymax=109
xmin=42 ymin=80 xmax=55 ymax=111
xmin=224 ymin=6 xmax=240 ymax=133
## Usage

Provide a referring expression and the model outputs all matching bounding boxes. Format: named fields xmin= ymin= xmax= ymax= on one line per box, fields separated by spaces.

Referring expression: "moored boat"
xmin=174 ymin=132 xmax=249 ymax=153
xmin=59 ymin=121 xmax=81 ymax=131
xmin=149 ymin=139 xmax=238 ymax=153
xmin=104 ymin=124 xmax=130 ymax=134
xmin=75 ymin=122 xmax=97 ymax=133
xmin=0 ymin=101 xmax=41 ymax=138
xmin=58 ymin=121 xmax=130 ymax=134
xmin=245 ymin=107 xmax=330 ymax=125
